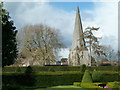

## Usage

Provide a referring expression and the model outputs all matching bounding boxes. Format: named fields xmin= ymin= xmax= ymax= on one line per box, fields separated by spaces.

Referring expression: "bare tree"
xmin=16 ymin=24 xmax=64 ymax=66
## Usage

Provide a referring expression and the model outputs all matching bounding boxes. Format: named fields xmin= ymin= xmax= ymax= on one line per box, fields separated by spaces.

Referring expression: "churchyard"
xmin=2 ymin=65 xmax=120 ymax=89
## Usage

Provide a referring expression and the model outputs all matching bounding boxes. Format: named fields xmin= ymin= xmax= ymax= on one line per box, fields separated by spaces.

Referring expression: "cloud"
xmin=59 ymin=48 xmax=70 ymax=58
xmin=78 ymin=2 xmax=118 ymax=52
xmin=90 ymin=2 xmax=118 ymax=50
xmin=4 ymin=2 xmax=118 ymax=58
xmin=5 ymin=2 xmax=76 ymax=48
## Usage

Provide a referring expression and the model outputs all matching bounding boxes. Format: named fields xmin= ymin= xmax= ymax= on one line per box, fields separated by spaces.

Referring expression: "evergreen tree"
xmin=1 ymin=2 xmax=18 ymax=67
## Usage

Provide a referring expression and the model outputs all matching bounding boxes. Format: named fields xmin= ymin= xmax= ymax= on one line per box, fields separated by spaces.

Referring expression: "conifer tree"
xmin=1 ymin=2 xmax=18 ymax=67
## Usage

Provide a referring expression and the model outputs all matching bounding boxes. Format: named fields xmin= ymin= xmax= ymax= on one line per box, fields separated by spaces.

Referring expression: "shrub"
xmin=16 ymin=67 xmax=22 ymax=72
xmin=73 ymin=82 xmax=81 ymax=86
xmin=107 ymin=82 xmax=120 ymax=88
xmin=92 ymin=69 xmax=103 ymax=82
xmin=92 ymin=71 xmax=119 ymax=82
xmin=2 ymin=84 xmax=22 ymax=90
xmin=2 ymin=73 xmax=18 ymax=85
xmin=48 ymin=67 xmax=55 ymax=72
xmin=81 ymin=83 xmax=98 ymax=88
xmin=35 ymin=71 xmax=84 ymax=87
xmin=24 ymin=66 xmax=35 ymax=86
xmin=2 ymin=66 xmax=26 ymax=72
xmin=2 ymin=71 xmax=84 ymax=87
xmin=81 ymin=70 xmax=92 ymax=83
xmin=80 ymin=64 xmax=86 ymax=72
xmin=25 ymin=66 xmax=33 ymax=74
xmin=87 ymin=66 xmax=119 ymax=72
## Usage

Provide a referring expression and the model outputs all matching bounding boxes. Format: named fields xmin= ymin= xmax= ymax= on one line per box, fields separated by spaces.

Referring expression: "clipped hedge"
xmin=73 ymin=82 xmax=120 ymax=88
xmin=2 ymin=66 xmax=26 ymax=72
xmin=3 ymin=71 xmax=120 ymax=88
xmin=73 ymin=82 xmax=81 ymax=86
xmin=35 ymin=71 xmax=84 ymax=87
xmin=73 ymin=82 xmax=102 ymax=88
xmin=92 ymin=71 xmax=120 ymax=82
xmin=81 ymin=83 xmax=98 ymax=88
xmin=107 ymin=82 xmax=120 ymax=88
xmin=87 ymin=66 xmax=119 ymax=72
xmin=3 ymin=71 xmax=120 ymax=87
xmin=2 ymin=66 xmax=119 ymax=73
xmin=2 ymin=71 xmax=84 ymax=87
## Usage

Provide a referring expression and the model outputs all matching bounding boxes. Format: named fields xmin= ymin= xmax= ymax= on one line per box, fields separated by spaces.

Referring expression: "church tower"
xmin=69 ymin=7 xmax=91 ymax=66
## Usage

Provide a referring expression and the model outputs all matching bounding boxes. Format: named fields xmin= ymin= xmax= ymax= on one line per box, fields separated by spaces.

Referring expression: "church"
xmin=69 ymin=7 xmax=92 ymax=66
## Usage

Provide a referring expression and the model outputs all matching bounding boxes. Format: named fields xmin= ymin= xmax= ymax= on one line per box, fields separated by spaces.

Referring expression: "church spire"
xmin=72 ymin=6 xmax=85 ymax=50
xmin=69 ymin=7 xmax=91 ymax=66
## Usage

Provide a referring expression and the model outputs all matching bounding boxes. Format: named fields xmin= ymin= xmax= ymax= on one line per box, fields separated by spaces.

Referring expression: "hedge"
xmin=2 ymin=71 xmax=84 ymax=87
xmin=87 ymin=66 xmax=119 ymax=72
xmin=73 ymin=82 xmax=103 ymax=88
xmin=2 ymin=66 xmax=119 ymax=73
xmin=73 ymin=82 xmax=81 ymax=86
xmin=107 ymin=82 xmax=120 ymax=88
xmin=3 ymin=71 xmax=120 ymax=87
xmin=73 ymin=82 xmax=120 ymax=88
xmin=80 ymin=83 xmax=99 ymax=88
xmin=92 ymin=71 xmax=120 ymax=82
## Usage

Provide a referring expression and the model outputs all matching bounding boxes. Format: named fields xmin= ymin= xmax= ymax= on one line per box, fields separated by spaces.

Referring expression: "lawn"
xmin=50 ymin=85 xmax=82 ymax=88
xmin=34 ymin=85 xmax=83 ymax=90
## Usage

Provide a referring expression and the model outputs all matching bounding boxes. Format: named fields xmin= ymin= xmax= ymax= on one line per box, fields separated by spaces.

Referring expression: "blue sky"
xmin=49 ymin=2 xmax=95 ymax=12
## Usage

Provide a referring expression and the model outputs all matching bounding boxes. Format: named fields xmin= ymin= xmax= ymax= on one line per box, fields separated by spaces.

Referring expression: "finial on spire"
xmin=76 ymin=6 xmax=79 ymax=13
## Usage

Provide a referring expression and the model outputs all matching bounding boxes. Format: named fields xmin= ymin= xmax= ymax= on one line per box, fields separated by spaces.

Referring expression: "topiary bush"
xmin=24 ymin=66 xmax=35 ymax=86
xmin=81 ymin=70 xmax=93 ymax=83
xmin=80 ymin=64 xmax=86 ymax=72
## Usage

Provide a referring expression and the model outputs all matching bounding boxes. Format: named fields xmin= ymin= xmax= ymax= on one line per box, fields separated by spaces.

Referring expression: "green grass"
xmin=34 ymin=85 xmax=82 ymax=90
xmin=50 ymin=85 xmax=82 ymax=88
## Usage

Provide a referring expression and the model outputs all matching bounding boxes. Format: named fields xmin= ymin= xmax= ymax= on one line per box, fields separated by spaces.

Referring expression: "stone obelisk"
xmin=69 ymin=7 xmax=91 ymax=66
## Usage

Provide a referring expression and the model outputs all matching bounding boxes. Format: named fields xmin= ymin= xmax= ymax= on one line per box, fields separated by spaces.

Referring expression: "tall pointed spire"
xmin=72 ymin=6 xmax=85 ymax=50
xmin=69 ymin=7 xmax=91 ymax=66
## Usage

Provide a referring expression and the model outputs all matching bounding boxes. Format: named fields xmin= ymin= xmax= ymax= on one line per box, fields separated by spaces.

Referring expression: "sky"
xmin=4 ymin=1 xmax=118 ymax=59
